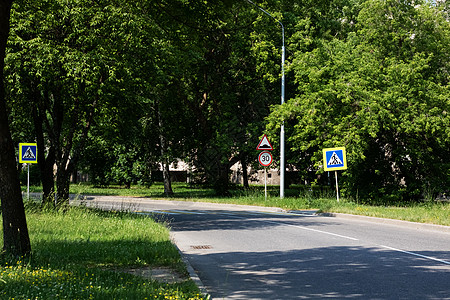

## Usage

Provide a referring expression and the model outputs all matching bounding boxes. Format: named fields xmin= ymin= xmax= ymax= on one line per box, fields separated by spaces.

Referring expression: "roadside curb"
xmin=318 ymin=212 xmax=450 ymax=234
xmin=173 ymin=243 xmax=211 ymax=299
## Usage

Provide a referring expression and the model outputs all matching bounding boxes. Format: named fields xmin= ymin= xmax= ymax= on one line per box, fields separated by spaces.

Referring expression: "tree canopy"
xmin=2 ymin=0 xmax=449 ymax=203
xmin=267 ymin=0 xmax=450 ymax=202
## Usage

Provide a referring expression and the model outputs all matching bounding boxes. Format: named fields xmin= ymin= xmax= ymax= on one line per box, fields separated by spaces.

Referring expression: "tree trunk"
xmin=241 ymin=153 xmax=249 ymax=189
xmin=213 ymin=162 xmax=230 ymax=196
xmin=55 ymin=165 xmax=71 ymax=204
xmin=159 ymin=135 xmax=173 ymax=196
xmin=0 ymin=0 xmax=31 ymax=256
xmin=54 ymin=87 xmax=98 ymax=204
xmin=162 ymin=159 xmax=173 ymax=196
xmin=71 ymin=166 xmax=78 ymax=184
xmin=157 ymin=102 xmax=173 ymax=196
xmin=31 ymin=88 xmax=55 ymax=205
xmin=40 ymin=148 xmax=55 ymax=205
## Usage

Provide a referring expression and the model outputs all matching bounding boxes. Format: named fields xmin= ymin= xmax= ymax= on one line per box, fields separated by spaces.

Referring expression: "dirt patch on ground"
xmin=118 ymin=267 xmax=187 ymax=283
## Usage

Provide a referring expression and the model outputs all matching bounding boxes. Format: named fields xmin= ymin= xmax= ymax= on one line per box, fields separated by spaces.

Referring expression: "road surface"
xmin=78 ymin=196 xmax=450 ymax=300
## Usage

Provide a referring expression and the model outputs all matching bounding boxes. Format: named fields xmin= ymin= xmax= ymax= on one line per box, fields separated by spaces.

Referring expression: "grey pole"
xmin=27 ymin=164 xmax=30 ymax=200
xmin=246 ymin=0 xmax=285 ymax=198
xmin=280 ymin=27 xmax=285 ymax=198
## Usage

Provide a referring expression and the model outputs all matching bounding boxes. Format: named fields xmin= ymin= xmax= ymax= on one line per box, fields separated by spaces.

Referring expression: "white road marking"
xmin=380 ymin=245 xmax=450 ymax=265
xmin=217 ymin=212 xmax=360 ymax=241
xmin=139 ymin=208 xmax=450 ymax=266
xmin=258 ymin=219 xmax=360 ymax=241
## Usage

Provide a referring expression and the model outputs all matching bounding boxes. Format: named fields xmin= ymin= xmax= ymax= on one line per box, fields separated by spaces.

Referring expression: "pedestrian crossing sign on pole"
xmin=19 ymin=143 xmax=38 ymax=164
xmin=323 ymin=147 xmax=347 ymax=202
xmin=323 ymin=147 xmax=347 ymax=171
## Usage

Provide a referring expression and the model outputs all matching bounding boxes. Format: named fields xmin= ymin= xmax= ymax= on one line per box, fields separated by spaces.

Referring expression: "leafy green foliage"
xmin=6 ymin=0 xmax=139 ymax=201
xmin=267 ymin=0 xmax=450 ymax=202
xmin=5 ymin=0 xmax=449 ymax=201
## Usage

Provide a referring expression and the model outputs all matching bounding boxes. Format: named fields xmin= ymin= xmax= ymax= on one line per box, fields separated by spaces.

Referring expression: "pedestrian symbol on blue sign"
xmin=19 ymin=143 xmax=38 ymax=164
xmin=323 ymin=147 xmax=347 ymax=171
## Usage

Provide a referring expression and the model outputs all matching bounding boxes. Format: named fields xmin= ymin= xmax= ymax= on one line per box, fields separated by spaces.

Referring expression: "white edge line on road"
xmin=137 ymin=209 xmax=210 ymax=215
xmin=219 ymin=212 xmax=360 ymax=241
xmin=246 ymin=215 xmax=450 ymax=266
xmin=380 ymin=245 xmax=450 ymax=265
xmin=135 ymin=208 xmax=450 ymax=266
xmin=264 ymin=219 xmax=360 ymax=241
xmin=166 ymin=210 xmax=207 ymax=215
xmin=246 ymin=214 xmax=450 ymax=266
xmin=136 ymin=211 xmax=180 ymax=216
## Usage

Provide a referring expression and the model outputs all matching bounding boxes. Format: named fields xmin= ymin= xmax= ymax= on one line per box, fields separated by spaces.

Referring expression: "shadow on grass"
xmin=30 ymin=239 xmax=182 ymax=270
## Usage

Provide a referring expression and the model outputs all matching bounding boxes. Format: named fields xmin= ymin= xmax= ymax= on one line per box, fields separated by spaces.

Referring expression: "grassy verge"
xmin=0 ymin=203 xmax=206 ymax=299
xmin=325 ymin=200 xmax=450 ymax=226
xmin=183 ymin=195 xmax=450 ymax=226
xmin=64 ymin=182 xmax=450 ymax=226
xmin=27 ymin=182 xmax=450 ymax=226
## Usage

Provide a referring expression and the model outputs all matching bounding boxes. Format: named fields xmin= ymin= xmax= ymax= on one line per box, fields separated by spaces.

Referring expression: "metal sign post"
xmin=27 ymin=164 xmax=30 ymax=199
xmin=335 ymin=171 xmax=339 ymax=202
xmin=264 ymin=168 xmax=267 ymax=200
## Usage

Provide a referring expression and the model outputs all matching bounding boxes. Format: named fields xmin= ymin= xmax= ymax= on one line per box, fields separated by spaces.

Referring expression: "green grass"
xmin=69 ymin=182 xmax=219 ymax=198
xmin=6 ymin=182 xmax=449 ymax=298
xmin=0 ymin=203 xmax=206 ymax=299
xmin=63 ymin=182 xmax=450 ymax=226
xmin=326 ymin=200 xmax=450 ymax=226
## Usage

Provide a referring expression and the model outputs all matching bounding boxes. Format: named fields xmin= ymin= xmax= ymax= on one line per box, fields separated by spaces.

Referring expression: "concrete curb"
xmin=173 ymin=243 xmax=211 ymax=299
xmin=318 ymin=212 xmax=450 ymax=234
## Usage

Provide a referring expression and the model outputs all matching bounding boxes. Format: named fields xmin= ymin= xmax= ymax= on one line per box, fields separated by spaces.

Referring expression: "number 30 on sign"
xmin=258 ymin=151 xmax=273 ymax=167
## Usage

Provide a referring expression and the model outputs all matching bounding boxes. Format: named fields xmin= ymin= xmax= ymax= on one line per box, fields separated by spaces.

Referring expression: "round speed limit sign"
xmin=258 ymin=151 xmax=273 ymax=167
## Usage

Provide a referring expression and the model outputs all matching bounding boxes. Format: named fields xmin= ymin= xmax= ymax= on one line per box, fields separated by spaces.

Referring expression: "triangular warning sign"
xmin=23 ymin=147 xmax=36 ymax=159
xmin=327 ymin=152 xmax=343 ymax=166
xmin=256 ymin=135 xmax=273 ymax=151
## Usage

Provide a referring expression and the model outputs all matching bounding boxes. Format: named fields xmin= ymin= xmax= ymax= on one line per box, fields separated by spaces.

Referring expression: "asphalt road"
xmin=77 ymin=196 xmax=450 ymax=300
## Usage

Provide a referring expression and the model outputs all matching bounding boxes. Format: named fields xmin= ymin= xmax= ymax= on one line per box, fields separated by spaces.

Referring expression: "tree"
xmin=0 ymin=0 xmax=31 ymax=257
xmin=267 ymin=0 xmax=450 ymax=202
xmin=6 ymin=0 xmax=379 ymax=198
xmin=151 ymin=0 xmax=281 ymax=194
xmin=6 ymin=0 xmax=150 ymax=203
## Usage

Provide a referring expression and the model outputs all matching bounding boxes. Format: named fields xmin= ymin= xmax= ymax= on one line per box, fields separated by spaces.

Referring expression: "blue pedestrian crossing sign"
xmin=19 ymin=143 xmax=38 ymax=164
xmin=323 ymin=147 xmax=347 ymax=171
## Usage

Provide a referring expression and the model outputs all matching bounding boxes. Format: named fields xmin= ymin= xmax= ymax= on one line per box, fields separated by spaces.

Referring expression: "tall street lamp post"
xmin=246 ymin=0 xmax=285 ymax=198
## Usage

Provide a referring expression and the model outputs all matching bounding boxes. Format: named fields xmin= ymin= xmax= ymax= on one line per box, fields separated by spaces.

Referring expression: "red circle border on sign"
xmin=258 ymin=151 xmax=273 ymax=167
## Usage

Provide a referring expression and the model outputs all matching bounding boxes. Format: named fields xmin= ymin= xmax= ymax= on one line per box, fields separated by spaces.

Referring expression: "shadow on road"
xmin=186 ymin=246 xmax=450 ymax=299
xmin=156 ymin=210 xmax=339 ymax=232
